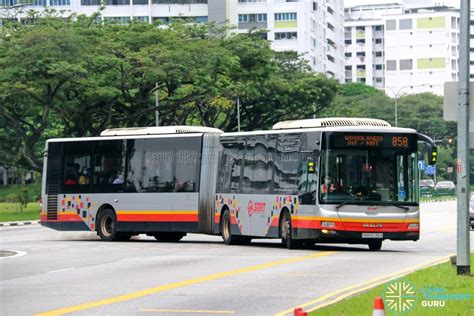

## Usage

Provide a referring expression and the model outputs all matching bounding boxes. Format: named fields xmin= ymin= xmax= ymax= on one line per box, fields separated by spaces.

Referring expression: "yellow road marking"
xmin=36 ymin=251 xmax=335 ymax=316
xmin=140 ymin=309 xmax=235 ymax=314
xmin=281 ymin=273 xmax=346 ymax=277
xmin=274 ymin=254 xmax=453 ymax=316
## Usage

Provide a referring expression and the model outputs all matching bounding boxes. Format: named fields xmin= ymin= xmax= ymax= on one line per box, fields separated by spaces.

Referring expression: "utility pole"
xmin=237 ymin=97 xmax=241 ymax=132
xmin=155 ymin=82 xmax=159 ymax=127
xmin=456 ymin=0 xmax=471 ymax=276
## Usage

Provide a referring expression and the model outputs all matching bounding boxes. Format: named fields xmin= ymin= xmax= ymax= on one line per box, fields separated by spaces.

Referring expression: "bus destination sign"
xmin=326 ymin=132 xmax=416 ymax=150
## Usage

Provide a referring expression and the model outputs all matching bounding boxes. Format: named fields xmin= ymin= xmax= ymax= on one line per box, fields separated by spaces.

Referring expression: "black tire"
xmin=97 ymin=208 xmax=121 ymax=241
xmin=221 ymin=209 xmax=239 ymax=245
xmin=368 ymin=240 xmax=383 ymax=251
xmin=280 ymin=211 xmax=300 ymax=249
xmin=153 ymin=232 xmax=186 ymax=242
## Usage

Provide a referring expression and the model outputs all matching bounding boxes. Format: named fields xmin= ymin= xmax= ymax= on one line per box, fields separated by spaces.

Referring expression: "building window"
xmin=375 ymin=38 xmax=383 ymax=44
xmin=357 ymin=78 xmax=366 ymax=83
xmin=105 ymin=16 xmax=131 ymax=23
xmin=31 ymin=0 xmax=47 ymax=5
xmin=106 ymin=0 xmax=129 ymax=4
xmin=238 ymin=0 xmax=266 ymax=2
xmin=375 ymin=64 xmax=383 ymax=70
xmin=356 ymin=39 xmax=365 ymax=44
xmin=375 ymin=51 xmax=383 ymax=57
xmin=386 ymin=19 xmax=396 ymax=31
xmin=452 ymin=59 xmax=457 ymax=69
xmin=274 ymin=32 xmax=297 ymax=40
xmin=375 ymin=77 xmax=383 ymax=83
xmin=81 ymin=0 xmax=100 ymax=4
xmin=386 ymin=60 xmax=397 ymax=71
xmin=239 ymin=13 xmax=267 ymax=23
xmin=399 ymin=59 xmax=413 ymax=70
xmin=274 ymin=12 xmax=297 ymax=21
xmin=356 ymin=52 xmax=365 ymax=57
xmin=134 ymin=16 xmax=149 ymax=22
xmin=133 ymin=0 xmax=147 ymax=4
xmin=374 ymin=25 xmax=383 ymax=31
xmin=345 ymin=39 xmax=352 ymax=45
xmin=345 ymin=52 xmax=352 ymax=57
xmin=345 ymin=65 xmax=352 ymax=70
xmin=399 ymin=19 xmax=412 ymax=30
xmin=50 ymin=0 xmax=70 ymax=5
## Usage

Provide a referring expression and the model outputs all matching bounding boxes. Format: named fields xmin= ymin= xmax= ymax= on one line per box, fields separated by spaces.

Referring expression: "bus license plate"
xmin=362 ymin=233 xmax=383 ymax=238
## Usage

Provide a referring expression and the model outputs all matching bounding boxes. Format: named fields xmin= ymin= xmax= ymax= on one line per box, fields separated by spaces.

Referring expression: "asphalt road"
xmin=0 ymin=201 xmax=473 ymax=316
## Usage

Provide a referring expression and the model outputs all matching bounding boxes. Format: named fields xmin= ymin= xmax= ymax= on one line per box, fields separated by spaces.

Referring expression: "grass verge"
xmin=0 ymin=203 xmax=40 ymax=222
xmin=312 ymin=254 xmax=474 ymax=316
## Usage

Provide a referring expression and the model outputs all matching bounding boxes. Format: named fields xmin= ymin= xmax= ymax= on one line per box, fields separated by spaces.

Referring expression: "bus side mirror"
xmin=428 ymin=146 xmax=437 ymax=165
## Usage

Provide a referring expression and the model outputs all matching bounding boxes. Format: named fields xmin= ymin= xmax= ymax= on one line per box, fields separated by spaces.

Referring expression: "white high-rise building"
xmin=344 ymin=3 xmax=403 ymax=89
xmin=344 ymin=3 xmax=474 ymax=96
xmin=237 ymin=0 xmax=344 ymax=81
xmin=1 ymin=0 xmax=345 ymax=82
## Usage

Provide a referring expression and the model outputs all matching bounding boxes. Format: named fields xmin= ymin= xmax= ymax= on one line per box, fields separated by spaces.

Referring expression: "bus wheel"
xmin=154 ymin=232 xmax=186 ymax=242
xmin=368 ymin=240 xmax=383 ymax=251
xmin=97 ymin=208 xmax=120 ymax=241
xmin=221 ymin=210 xmax=238 ymax=245
xmin=281 ymin=211 xmax=300 ymax=249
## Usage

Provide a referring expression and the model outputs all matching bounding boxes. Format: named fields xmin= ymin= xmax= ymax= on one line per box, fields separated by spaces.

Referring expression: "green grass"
xmin=312 ymin=254 xmax=474 ymax=316
xmin=0 ymin=202 xmax=41 ymax=222
xmin=0 ymin=184 xmax=41 ymax=202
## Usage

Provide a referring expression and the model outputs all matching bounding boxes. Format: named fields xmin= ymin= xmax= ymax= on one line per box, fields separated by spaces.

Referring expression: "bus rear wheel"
xmin=368 ymin=240 xmax=383 ymax=251
xmin=97 ymin=208 xmax=130 ymax=241
xmin=281 ymin=211 xmax=300 ymax=249
xmin=153 ymin=232 xmax=186 ymax=242
xmin=221 ymin=209 xmax=239 ymax=245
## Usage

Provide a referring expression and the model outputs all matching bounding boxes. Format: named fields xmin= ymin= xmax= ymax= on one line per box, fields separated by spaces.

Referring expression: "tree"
xmin=0 ymin=14 xmax=339 ymax=171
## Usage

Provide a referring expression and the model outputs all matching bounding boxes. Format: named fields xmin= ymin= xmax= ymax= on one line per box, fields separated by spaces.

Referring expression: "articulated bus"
xmin=41 ymin=118 xmax=437 ymax=250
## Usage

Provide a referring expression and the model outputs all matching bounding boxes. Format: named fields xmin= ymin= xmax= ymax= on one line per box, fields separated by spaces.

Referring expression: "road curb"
xmin=276 ymin=255 xmax=453 ymax=316
xmin=0 ymin=220 xmax=40 ymax=227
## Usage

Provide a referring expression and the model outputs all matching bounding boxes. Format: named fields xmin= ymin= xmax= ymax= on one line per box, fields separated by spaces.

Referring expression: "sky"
xmin=343 ymin=0 xmax=462 ymax=9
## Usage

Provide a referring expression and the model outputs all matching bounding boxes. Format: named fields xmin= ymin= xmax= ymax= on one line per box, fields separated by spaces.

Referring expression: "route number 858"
xmin=392 ymin=136 xmax=409 ymax=148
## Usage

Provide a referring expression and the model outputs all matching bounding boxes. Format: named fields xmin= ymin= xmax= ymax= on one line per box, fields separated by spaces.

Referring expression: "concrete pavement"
xmin=0 ymin=201 xmax=472 ymax=315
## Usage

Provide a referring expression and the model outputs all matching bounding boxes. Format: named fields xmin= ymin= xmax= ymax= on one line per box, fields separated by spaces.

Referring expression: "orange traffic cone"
xmin=294 ymin=307 xmax=307 ymax=316
xmin=373 ymin=297 xmax=386 ymax=316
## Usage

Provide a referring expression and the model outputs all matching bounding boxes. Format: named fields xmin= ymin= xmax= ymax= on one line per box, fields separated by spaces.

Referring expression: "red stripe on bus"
xmin=291 ymin=219 xmax=418 ymax=232
xmin=41 ymin=213 xmax=82 ymax=222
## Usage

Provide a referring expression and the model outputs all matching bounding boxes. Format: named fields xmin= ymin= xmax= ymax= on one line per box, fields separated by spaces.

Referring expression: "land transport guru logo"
xmin=383 ymin=279 xmax=418 ymax=312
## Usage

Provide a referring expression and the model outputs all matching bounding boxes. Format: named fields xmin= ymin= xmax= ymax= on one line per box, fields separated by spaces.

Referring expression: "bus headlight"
xmin=408 ymin=223 xmax=419 ymax=229
xmin=321 ymin=221 xmax=336 ymax=228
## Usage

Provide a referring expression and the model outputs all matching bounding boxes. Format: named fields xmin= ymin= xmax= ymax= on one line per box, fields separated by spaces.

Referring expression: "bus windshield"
xmin=320 ymin=132 xmax=418 ymax=205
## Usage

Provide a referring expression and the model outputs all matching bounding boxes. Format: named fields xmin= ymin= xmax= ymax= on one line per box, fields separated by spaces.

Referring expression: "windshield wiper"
xmin=335 ymin=196 xmax=362 ymax=210
xmin=378 ymin=202 xmax=410 ymax=211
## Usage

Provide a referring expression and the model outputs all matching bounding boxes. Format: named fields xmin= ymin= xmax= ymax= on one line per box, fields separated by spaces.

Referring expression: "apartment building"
xmin=344 ymin=3 xmax=402 ymax=89
xmin=1 ymin=0 xmax=345 ymax=81
xmin=345 ymin=3 xmax=473 ymax=96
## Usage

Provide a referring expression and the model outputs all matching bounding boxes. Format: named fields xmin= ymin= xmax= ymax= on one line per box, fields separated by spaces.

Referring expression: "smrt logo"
xmin=247 ymin=201 xmax=265 ymax=217
xmin=247 ymin=201 xmax=254 ymax=216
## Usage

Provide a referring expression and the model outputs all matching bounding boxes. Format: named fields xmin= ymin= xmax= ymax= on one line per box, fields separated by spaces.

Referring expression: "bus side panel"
xmin=214 ymin=193 xmax=300 ymax=238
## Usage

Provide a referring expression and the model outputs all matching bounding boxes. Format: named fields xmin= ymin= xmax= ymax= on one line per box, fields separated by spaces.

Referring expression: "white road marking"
xmin=0 ymin=250 xmax=27 ymax=260
xmin=46 ymin=268 xmax=75 ymax=274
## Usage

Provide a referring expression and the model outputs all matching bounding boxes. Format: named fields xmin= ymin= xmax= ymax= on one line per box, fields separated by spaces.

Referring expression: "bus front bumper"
xmin=295 ymin=228 xmax=419 ymax=242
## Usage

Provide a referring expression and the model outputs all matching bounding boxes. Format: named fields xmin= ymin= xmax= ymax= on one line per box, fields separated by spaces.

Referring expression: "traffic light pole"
xmin=456 ymin=0 xmax=471 ymax=276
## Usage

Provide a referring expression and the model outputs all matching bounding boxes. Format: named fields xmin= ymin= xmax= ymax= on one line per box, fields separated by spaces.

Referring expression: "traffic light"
xmin=428 ymin=146 xmax=437 ymax=165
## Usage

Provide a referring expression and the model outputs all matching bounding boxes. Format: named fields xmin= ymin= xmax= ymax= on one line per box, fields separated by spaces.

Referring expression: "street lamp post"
xmin=385 ymin=86 xmax=410 ymax=127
